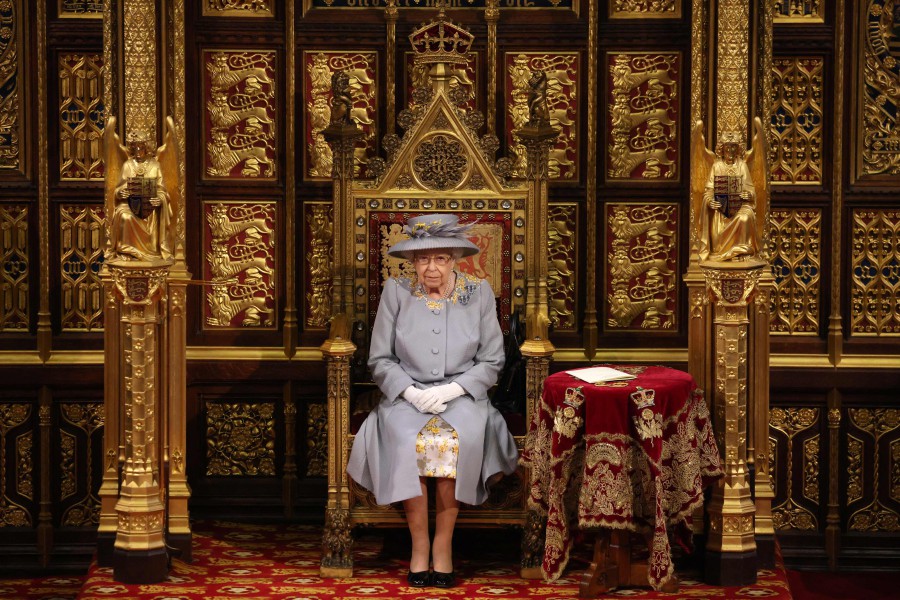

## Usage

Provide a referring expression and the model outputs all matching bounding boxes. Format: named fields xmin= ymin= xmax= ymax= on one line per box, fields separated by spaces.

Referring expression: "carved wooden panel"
xmin=604 ymin=203 xmax=677 ymax=331
xmin=406 ymin=51 xmax=476 ymax=113
xmin=0 ymin=403 xmax=32 ymax=527
xmin=856 ymin=0 xmax=900 ymax=179
xmin=770 ymin=57 xmax=823 ymax=184
xmin=203 ymin=0 xmax=274 ymax=17
xmin=59 ymin=1 xmax=103 ymax=16
xmin=770 ymin=407 xmax=820 ymax=531
xmin=203 ymin=201 xmax=276 ymax=329
xmin=774 ymin=0 xmax=824 ymax=21
xmin=850 ymin=210 xmax=900 ymax=335
xmin=768 ymin=209 xmax=821 ymax=335
xmin=0 ymin=205 xmax=28 ymax=331
xmin=609 ymin=0 xmax=681 ymax=19
xmin=58 ymin=402 xmax=103 ymax=527
xmin=309 ymin=0 xmax=576 ymax=9
xmin=203 ymin=50 xmax=277 ymax=179
xmin=205 ymin=400 xmax=276 ymax=476
xmin=845 ymin=408 xmax=900 ymax=532
xmin=304 ymin=202 xmax=333 ymax=330
xmin=548 ymin=204 xmax=577 ymax=331
xmin=0 ymin=1 xmax=22 ymax=172
xmin=505 ymin=52 xmax=578 ymax=180
xmin=60 ymin=205 xmax=105 ymax=331
xmin=306 ymin=403 xmax=326 ymax=478
xmin=58 ymin=53 xmax=104 ymax=181
xmin=606 ymin=52 xmax=679 ymax=181
xmin=303 ymin=51 xmax=377 ymax=180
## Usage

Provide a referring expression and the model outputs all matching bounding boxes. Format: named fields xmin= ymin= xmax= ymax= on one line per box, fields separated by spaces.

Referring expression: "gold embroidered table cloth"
xmin=522 ymin=365 xmax=723 ymax=590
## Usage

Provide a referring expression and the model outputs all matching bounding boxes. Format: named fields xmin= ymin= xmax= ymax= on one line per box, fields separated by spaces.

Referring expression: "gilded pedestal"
xmin=702 ymin=259 xmax=763 ymax=586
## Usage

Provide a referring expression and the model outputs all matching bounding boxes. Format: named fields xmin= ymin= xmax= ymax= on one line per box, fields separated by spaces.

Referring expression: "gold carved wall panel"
xmin=206 ymin=401 xmax=276 ymax=476
xmin=768 ymin=209 xmax=821 ymax=335
xmin=203 ymin=201 xmax=276 ymax=329
xmin=850 ymin=210 xmax=900 ymax=335
xmin=59 ymin=1 xmax=103 ymax=16
xmin=770 ymin=407 xmax=819 ymax=531
xmin=60 ymin=204 xmax=105 ymax=331
xmin=774 ymin=0 xmax=824 ymax=22
xmin=0 ymin=205 xmax=28 ymax=331
xmin=406 ymin=51 xmax=477 ymax=113
xmin=605 ymin=203 xmax=677 ymax=331
xmin=16 ymin=430 xmax=31 ymax=500
xmin=58 ymin=53 xmax=104 ymax=181
xmin=0 ymin=2 xmax=21 ymax=171
xmin=304 ymin=51 xmax=377 ymax=179
xmin=306 ymin=403 xmax=326 ymax=477
xmin=856 ymin=0 xmax=900 ymax=178
xmin=606 ymin=52 xmax=679 ymax=181
xmin=770 ymin=57 xmax=823 ymax=184
xmin=609 ymin=0 xmax=680 ymax=19
xmin=847 ymin=408 xmax=900 ymax=532
xmin=203 ymin=0 xmax=274 ymax=17
xmin=548 ymin=204 xmax=577 ymax=331
xmin=0 ymin=403 xmax=31 ymax=527
xmin=717 ymin=0 xmax=750 ymax=147
xmin=505 ymin=52 xmax=578 ymax=180
xmin=847 ymin=434 xmax=864 ymax=505
xmin=304 ymin=202 xmax=333 ymax=329
xmin=203 ymin=50 xmax=277 ymax=179
xmin=58 ymin=402 xmax=103 ymax=527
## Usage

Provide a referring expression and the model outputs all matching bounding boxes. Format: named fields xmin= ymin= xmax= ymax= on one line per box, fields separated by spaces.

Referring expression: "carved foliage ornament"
xmin=59 ymin=53 xmax=104 ymax=180
xmin=0 ymin=403 xmax=31 ymax=527
xmin=607 ymin=53 xmax=679 ymax=181
xmin=858 ymin=0 xmax=900 ymax=177
xmin=0 ymin=2 xmax=20 ymax=170
xmin=203 ymin=51 xmax=277 ymax=179
xmin=770 ymin=407 xmax=819 ymax=530
xmin=59 ymin=403 xmax=103 ymax=527
xmin=770 ymin=57 xmax=824 ymax=184
xmin=206 ymin=401 xmax=276 ymax=476
xmin=850 ymin=209 xmax=900 ymax=335
xmin=204 ymin=202 xmax=276 ymax=328
xmin=61 ymin=205 xmax=105 ymax=331
xmin=767 ymin=209 xmax=821 ymax=334
xmin=548 ymin=204 xmax=576 ymax=331
xmin=847 ymin=408 xmax=900 ymax=531
xmin=506 ymin=53 xmax=578 ymax=180
xmin=305 ymin=203 xmax=334 ymax=329
xmin=610 ymin=0 xmax=680 ymax=18
xmin=0 ymin=205 xmax=28 ymax=330
xmin=203 ymin=0 xmax=274 ymax=16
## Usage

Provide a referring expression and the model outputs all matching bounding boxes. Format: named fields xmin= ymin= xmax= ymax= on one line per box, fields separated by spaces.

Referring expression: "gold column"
xmin=825 ymin=400 xmax=841 ymax=569
xmin=702 ymin=261 xmax=763 ymax=586
xmin=319 ymin=114 xmax=363 ymax=579
xmin=751 ymin=273 xmax=775 ymax=567
xmin=36 ymin=0 xmax=50 ymax=361
xmin=110 ymin=262 xmax=171 ymax=584
xmin=122 ymin=0 xmax=158 ymax=140
xmin=828 ymin=0 xmax=846 ymax=366
xmin=37 ymin=387 xmax=52 ymax=566
xmin=485 ymin=0 xmax=498 ymax=135
xmin=165 ymin=275 xmax=191 ymax=560
xmin=385 ymin=0 xmax=398 ymax=136
xmin=582 ymin=0 xmax=598 ymax=358
xmin=97 ymin=269 xmax=121 ymax=565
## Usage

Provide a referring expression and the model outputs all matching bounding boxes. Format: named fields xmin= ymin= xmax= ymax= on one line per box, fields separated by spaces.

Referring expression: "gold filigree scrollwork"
xmin=58 ymin=53 xmax=104 ymax=180
xmin=770 ymin=57 xmax=823 ymax=184
xmin=0 ymin=2 xmax=20 ymax=169
xmin=306 ymin=403 xmax=327 ymax=477
xmin=413 ymin=134 xmax=468 ymax=190
xmin=60 ymin=431 xmax=76 ymax=499
xmin=204 ymin=202 xmax=276 ymax=328
xmin=204 ymin=51 xmax=277 ymax=179
xmin=206 ymin=401 xmax=276 ymax=476
xmin=850 ymin=210 xmax=900 ymax=335
xmin=858 ymin=0 xmax=900 ymax=177
xmin=607 ymin=53 xmax=679 ymax=180
xmin=803 ymin=435 xmax=819 ymax=504
xmin=768 ymin=209 xmax=821 ymax=334
xmin=0 ymin=403 xmax=31 ymax=527
xmin=548 ymin=204 xmax=576 ymax=330
xmin=0 ymin=205 xmax=28 ymax=330
xmin=769 ymin=435 xmax=778 ymax=497
xmin=16 ymin=431 xmax=31 ymax=500
xmin=59 ymin=403 xmax=104 ymax=527
xmin=60 ymin=205 xmax=105 ymax=331
xmin=122 ymin=0 xmax=156 ymax=137
xmin=774 ymin=0 xmax=824 ymax=21
xmin=60 ymin=1 xmax=103 ymax=16
xmin=407 ymin=51 xmax=477 ymax=113
xmin=507 ymin=53 xmax=578 ymax=180
xmin=605 ymin=203 xmax=677 ymax=330
xmin=847 ymin=435 xmax=863 ymax=503
xmin=305 ymin=203 xmax=334 ymax=328
xmin=717 ymin=0 xmax=750 ymax=147
xmin=848 ymin=408 xmax=900 ymax=531
xmin=891 ymin=438 xmax=900 ymax=503
xmin=770 ymin=407 xmax=819 ymax=530
xmin=203 ymin=0 xmax=274 ymax=16
xmin=610 ymin=0 xmax=680 ymax=18
xmin=305 ymin=51 xmax=377 ymax=179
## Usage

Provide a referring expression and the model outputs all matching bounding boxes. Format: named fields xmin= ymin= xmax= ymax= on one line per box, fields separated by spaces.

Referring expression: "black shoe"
xmin=431 ymin=570 xmax=456 ymax=588
xmin=407 ymin=570 xmax=430 ymax=587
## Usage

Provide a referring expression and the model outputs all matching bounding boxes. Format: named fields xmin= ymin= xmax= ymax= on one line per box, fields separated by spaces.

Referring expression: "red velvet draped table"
xmin=521 ymin=365 xmax=723 ymax=594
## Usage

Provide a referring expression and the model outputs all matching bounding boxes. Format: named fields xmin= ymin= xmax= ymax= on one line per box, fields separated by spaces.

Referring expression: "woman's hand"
xmin=402 ymin=386 xmax=445 ymax=414
xmin=429 ymin=382 xmax=464 ymax=414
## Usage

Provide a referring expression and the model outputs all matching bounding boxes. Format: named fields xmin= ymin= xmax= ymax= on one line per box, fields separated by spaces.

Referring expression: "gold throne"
xmin=319 ymin=8 xmax=556 ymax=579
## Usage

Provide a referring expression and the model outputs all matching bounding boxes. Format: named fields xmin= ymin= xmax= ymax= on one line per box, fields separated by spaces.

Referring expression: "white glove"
xmin=402 ymin=386 xmax=443 ymax=414
xmin=428 ymin=382 xmax=465 ymax=414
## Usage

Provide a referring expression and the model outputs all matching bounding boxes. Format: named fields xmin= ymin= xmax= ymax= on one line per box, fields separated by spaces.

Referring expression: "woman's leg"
xmin=402 ymin=477 xmax=430 ymax=572
xmin=432 ymin=477 xmax=459 ymax=572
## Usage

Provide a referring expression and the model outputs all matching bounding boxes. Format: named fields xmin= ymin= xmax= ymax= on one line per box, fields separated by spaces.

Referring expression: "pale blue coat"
xmin=347 ymin=272 xmax=519 ymax=505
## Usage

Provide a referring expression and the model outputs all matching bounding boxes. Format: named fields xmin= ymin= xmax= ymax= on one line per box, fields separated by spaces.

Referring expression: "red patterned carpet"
xmin=2 ymin=521 xmax=795 ymax=599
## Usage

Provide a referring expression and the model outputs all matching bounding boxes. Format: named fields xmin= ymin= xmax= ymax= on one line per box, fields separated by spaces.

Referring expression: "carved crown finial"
xmin=408 ymin=5 xmax=474 ymax=67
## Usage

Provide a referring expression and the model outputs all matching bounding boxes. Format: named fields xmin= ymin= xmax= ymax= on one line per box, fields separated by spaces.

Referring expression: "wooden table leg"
xmin=579 ymin=530 xmax=617 ymax=598
xmin=579 ymin=529 xmax=679 ymax=597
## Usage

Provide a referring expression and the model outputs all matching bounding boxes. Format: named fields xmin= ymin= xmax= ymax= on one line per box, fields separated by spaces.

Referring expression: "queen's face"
xmin=412 ymin=250 xmax=456 ymax=293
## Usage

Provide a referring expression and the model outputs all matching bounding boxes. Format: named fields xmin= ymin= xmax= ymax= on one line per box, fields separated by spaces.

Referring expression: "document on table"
xmin=565 ymin=366 xmax=636 ymax=384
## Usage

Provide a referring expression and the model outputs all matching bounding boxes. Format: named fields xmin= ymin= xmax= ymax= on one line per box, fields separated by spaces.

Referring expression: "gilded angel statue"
xmin=691 ymin=117 xmax=768 ymax=262
xmin=104 ymin=116 xmax=180 ymax=262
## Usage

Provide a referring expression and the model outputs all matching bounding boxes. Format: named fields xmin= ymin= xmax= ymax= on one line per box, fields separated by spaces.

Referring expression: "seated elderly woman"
xmin=347 ymin=214 xmax=519 ymax=589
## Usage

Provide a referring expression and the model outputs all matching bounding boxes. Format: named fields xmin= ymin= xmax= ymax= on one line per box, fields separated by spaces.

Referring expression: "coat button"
xmin=433 ymin=328 xmax=441 ymax=334
xmin=431 ymin=368 xmax=439 ymax=375
xmin=431 ymin=347 xmax=439 ymax=354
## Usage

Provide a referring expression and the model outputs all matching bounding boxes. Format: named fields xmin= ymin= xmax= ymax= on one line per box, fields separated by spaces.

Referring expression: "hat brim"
xmin=387 ymin=236 xmax=480 ymax=259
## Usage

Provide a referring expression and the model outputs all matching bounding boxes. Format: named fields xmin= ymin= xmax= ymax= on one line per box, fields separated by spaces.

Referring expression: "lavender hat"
xmin=387 ymin=214 xmax=480 ymax=259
